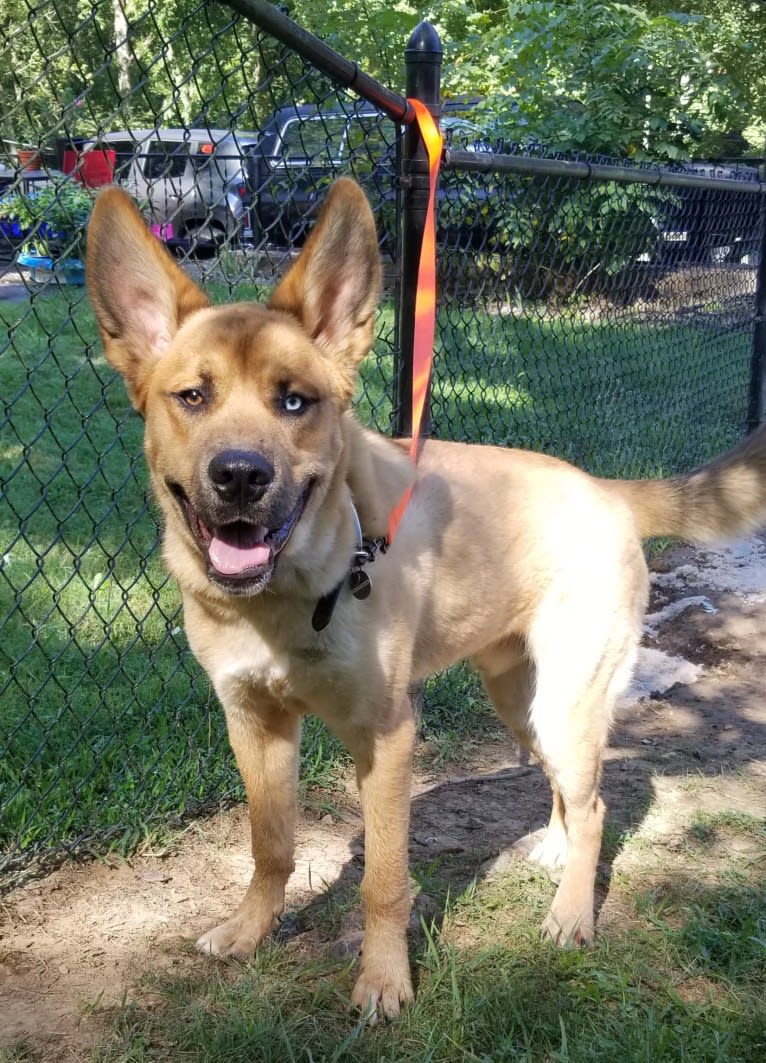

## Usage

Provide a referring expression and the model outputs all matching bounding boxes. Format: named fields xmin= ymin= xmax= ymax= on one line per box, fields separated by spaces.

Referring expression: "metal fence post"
xmin=392 ymin=21 xmax=442 ymax=438
xmin=747 ymin=148 xmax=766 ymax=431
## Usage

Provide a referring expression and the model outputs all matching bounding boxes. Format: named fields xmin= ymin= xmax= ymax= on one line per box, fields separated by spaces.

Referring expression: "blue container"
xmin=17 ymin=251 xmax=85 ymax=286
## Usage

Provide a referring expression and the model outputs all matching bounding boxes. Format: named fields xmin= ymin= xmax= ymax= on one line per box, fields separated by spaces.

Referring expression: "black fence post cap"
xmin=405 ymin=21 xmax=442 ymax=59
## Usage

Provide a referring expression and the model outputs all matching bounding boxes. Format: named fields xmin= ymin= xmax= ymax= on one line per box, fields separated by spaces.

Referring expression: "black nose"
xmin=208 ymin=449 xmax=274 ymax=505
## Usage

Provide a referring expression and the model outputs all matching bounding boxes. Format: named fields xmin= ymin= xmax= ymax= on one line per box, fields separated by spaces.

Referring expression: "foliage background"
xmin=1 ymin=0 xmax=763 ymax=161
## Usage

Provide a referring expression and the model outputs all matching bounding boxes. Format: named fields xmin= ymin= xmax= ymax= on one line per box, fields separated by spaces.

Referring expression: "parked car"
xmin=80 ymin=127 xmax=260 ymax=251
xmin=240 ymin=102 xmax=391 ymax=247
xmin=241 ymin=101 xmax=493 ymax=249
xmin=81 ymin=106 xmax=492 ymax=254
xmin=649 ymin=162 xmax=762 ymax=266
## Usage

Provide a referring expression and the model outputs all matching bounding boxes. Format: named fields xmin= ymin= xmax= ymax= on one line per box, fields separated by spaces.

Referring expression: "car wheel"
xmin=183 ymin=219 xmax=227 ymax=257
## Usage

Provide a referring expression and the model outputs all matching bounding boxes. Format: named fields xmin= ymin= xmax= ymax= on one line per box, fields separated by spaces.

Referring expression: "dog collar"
xmin=311 ymin=503 xmax=388 ymax=632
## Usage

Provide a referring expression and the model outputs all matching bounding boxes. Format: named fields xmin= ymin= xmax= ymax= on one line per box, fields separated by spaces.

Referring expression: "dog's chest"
xmin=199 ymin=615 xmax=358 ymax=716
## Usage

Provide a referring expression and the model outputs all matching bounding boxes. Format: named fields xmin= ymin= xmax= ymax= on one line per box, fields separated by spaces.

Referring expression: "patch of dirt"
xmin=1 ymin=535 xmax=765 ymax=1060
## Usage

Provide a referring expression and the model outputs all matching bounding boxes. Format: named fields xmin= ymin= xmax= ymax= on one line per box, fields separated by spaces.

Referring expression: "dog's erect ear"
xmin=268 ymin=178 xmax=381 ymax=397
xmin=86 ymin=188 xmax=210 ymax=410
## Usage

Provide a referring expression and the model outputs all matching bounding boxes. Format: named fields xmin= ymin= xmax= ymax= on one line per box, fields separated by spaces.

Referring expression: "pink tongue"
xmin=208 ymin=527 xmax=271 ymax=576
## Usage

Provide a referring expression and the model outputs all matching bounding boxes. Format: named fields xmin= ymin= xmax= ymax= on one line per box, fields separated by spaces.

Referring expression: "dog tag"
xmin=349 ymin=569 xmax=371 ymax=600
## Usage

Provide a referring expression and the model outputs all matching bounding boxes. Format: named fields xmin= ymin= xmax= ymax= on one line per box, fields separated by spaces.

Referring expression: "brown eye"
xmin=177 ymin=388 xmax=206 ymax=409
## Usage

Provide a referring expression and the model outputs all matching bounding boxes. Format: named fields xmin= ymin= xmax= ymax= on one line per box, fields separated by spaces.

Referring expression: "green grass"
xmin=0 ymin=288 xmax=232 ymax=862
xmin=0 ymin=279 xmax=754 ymax=877
xmin=361 ymin=303 xmax=750 ymax=477
xmin=431 ymin=306 xmax=750 ymax=476
xmin=87 ymin=823 xmax=766 ymax=1062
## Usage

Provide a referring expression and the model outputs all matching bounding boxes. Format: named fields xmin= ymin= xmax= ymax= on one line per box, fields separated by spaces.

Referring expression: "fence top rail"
xmin=444 ymin=147 xmax=766 ymax=194
xmin=220 ymin=0 xmax=412 ymax=124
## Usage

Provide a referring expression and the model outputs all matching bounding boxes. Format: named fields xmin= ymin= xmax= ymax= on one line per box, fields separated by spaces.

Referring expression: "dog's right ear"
xmin=86 ymin=188 xmax=210 ymax=411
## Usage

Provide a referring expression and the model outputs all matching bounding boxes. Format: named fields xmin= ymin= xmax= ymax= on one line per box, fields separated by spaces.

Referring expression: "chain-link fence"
xmin=2 ymin=0 xmax=764 ymax=887
xmin=434 ymin=152 xmax=763 ymax=474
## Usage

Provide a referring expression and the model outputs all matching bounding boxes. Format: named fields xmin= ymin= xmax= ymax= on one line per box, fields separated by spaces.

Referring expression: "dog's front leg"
xmin=339 ymin=703 xmax=416 ymax=1021
xmin=196 ymin=699 xmax=300 ymax=959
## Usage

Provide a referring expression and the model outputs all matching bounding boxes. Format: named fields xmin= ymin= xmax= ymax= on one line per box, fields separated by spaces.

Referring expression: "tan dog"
xmin=87 ymin=177 xmax=766 ymax=1020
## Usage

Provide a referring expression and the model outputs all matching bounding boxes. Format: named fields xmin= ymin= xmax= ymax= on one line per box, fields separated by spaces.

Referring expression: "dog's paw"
xmin=540 ymin=906 xmax=593 ymax=948
xmin=195 ymin=912 xmax=274 ymax=960
xmin=351 ymin=960 xmax=414 ymax=1023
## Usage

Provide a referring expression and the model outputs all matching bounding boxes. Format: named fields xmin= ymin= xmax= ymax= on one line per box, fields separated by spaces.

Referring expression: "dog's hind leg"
xmin=476 ymin=587 xmax=639 ymax=946
xmin=196 ymin=698 xmax=301 ymax=959
xmin=475 ymin=644 xmax=568 ymax=871
xmin=527 ymin=602 xmax=640 ymax=947
xmin=333 ymin=700 xmax=417 ymax=1022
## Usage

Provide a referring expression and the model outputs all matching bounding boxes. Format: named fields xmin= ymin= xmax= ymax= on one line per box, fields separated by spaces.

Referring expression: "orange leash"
xmin=387 ymin=98 xmax=443 ymax=543
xmin=311 ymin=103 xmax=442 ymax=631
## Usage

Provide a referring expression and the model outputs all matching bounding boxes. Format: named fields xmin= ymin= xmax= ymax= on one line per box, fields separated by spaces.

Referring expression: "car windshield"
xmin=279 ymin=116 xmax=348 ymax=165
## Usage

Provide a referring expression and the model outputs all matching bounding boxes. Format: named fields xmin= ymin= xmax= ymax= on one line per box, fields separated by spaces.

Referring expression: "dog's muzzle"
xmin=168 ymin=452 xmax=313 ymax=595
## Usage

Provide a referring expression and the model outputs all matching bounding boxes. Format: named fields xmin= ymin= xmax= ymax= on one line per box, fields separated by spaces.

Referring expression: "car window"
xmin=345 ymin=114 xmax=389 ymax=159
xmin=344 ymin=114 xmax=395 ymax=182
xmin=279 ymin=116 xmax=347 ymax=165
xmin=143 ymin=141 xmax=190 ymax=180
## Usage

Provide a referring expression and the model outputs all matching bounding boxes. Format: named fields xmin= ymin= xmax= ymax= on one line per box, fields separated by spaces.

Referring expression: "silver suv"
xmin=81 ymin=127 xmax=260 ymax=250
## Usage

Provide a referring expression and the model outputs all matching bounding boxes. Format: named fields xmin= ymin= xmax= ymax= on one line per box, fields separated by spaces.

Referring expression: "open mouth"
xmin=168 ymin=481 xmax=312 ymax=594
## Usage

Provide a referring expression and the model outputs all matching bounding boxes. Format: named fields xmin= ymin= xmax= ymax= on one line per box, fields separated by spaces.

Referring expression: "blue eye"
xmin=283 ymin=393 xmax=305 ymax=413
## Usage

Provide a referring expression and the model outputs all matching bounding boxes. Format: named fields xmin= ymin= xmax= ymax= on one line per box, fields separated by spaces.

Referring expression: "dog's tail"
xmin=601 ymin=423 xmax=766 ymax=543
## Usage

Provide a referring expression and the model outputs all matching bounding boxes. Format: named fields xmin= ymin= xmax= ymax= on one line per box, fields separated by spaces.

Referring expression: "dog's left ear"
xmin=269 ymin=178 xmax=381 ymax=397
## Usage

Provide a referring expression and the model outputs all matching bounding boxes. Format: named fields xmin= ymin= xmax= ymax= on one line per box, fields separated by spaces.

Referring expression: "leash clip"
xmin=349 ymin=535 xmax=388 ymax=601
xmin=311 ymin=516 xmax=388 ymax=630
